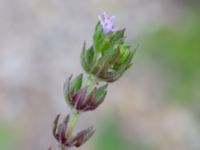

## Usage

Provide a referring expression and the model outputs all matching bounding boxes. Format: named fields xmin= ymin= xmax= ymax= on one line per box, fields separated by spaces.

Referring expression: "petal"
xmin=102 ymin=12 xmax=107 ymax=19
xmin=110 ymin=16 xmax=116 ymax=22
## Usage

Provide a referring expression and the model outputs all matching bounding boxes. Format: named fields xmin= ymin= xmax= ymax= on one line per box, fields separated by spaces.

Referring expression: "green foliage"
xmin=140 ymin=12 xmax=200 ymax=104
xmin=0 ymin=122 xmax=15 ymax=150
xmin=70 ymin=74 xmax=83 ymax=92
xmin=94 ymin=119 xmax=156 ymax=150
xmin=96 ymin=84 xmax=108 ymax=101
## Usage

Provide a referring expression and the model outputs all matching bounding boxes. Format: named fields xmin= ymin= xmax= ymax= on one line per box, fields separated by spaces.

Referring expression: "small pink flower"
xmin=98 ymin=12 xmax=116 ymax=34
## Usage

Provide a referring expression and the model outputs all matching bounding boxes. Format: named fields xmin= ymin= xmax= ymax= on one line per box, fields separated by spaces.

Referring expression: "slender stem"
xmin=58 ymin=76 xmax=98 ymax=150
xmin=86 ymin=75 xmax=98 ymax=96
xmin=65 ymin=110 xmax=78 ymax=137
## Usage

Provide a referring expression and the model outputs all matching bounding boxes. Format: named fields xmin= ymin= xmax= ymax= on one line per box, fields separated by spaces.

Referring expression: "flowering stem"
xmin=86 ymin=75 xmax=98 ymax=95
xmin=50 ymin=12 xmax=135 ymax=150
xmin=65 ymin=110 xmax=78 ymax=137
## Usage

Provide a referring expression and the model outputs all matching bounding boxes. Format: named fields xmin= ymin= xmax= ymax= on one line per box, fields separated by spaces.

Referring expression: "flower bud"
xmin=52 ymin=114 xmax=95 ymax=148
xmin=63 ymin=74 xmax=108 ymax=112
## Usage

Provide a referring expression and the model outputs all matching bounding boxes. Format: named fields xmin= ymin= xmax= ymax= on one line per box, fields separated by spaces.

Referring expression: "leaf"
xmin=81 ymin=42 xmax=89 ymax=71
xmin=86 ymin=46 xmax=94 ymax=66
xmin=110 ymin=28 xmax=125 ymax=45
xmin=70 ymin=74 xmax=83 ymax=92
xmin=96 ymin=84 xmax=108 ymax=100
xmin=119 ymin=48 xmax=130 ymax=65
xmin=93 ymin=22 xmax=104 ymax=51
xmin=63 ymin=75 xmax=72 ymax=102
xmin=52 ymin=114 xmax=60 ymax=138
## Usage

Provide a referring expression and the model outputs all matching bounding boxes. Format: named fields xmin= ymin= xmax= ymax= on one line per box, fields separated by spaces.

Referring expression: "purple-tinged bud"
xmin=63 ymin=74 xmax=108 ymax=112
xmin=52 ymin=114 xmax=95 ymax=148
xmin=69 ymin=126 xmax=95 ymax=147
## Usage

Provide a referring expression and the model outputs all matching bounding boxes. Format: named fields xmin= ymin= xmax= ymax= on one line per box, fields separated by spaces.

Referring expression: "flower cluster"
xmin=50 ymin=12 xmax=136 ymax=150
xmin=81 ymin=13 xmax=135 ymax=82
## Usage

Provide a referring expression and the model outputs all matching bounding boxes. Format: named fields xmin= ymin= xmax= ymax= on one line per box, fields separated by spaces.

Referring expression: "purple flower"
xmin=98 ymin=12 xmax=116 ymax=34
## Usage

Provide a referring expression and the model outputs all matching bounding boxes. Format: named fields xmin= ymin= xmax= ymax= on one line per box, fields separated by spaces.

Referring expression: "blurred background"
xmin=0 ymin=0 xmax=200 ymax=150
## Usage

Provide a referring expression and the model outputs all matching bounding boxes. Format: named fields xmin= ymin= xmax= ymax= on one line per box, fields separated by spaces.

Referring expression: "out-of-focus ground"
xmin=0 ymin=0 xmax=200 ymax=150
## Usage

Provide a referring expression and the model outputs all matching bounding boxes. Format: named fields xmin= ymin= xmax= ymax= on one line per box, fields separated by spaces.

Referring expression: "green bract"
xmin=81 ymin=22 xmax=135 ymax=82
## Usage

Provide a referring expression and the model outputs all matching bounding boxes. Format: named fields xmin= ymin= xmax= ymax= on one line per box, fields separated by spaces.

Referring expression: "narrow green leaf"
xmin=86 ymin=46 xmax=94 ymax=66
xmin=93 ymin=22 xmax=104 ymax=51
xmin=81 ymin=42 xmax=90 ymax=72
xmin=63 ymin=75 xmax=72 ymax=102
xmin=96 ymin=84 xmax=108 ymax=100
xmin=71 ymin=74 xmax=83 ymax=92
xmin=110 ymin=29 xmax=125 ymax=45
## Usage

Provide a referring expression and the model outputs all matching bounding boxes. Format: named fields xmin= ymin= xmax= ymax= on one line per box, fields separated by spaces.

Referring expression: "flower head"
xmin=98 ymin=12 xmax=116 ymax=34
